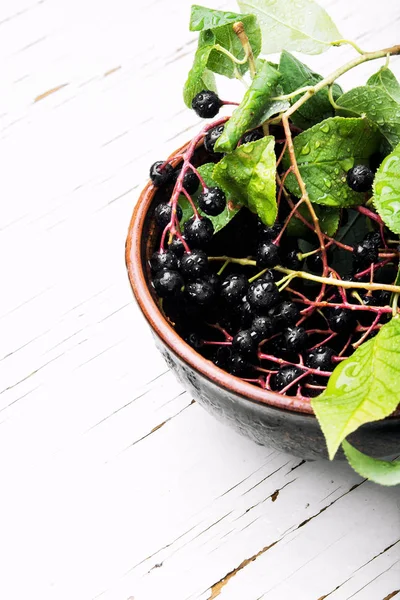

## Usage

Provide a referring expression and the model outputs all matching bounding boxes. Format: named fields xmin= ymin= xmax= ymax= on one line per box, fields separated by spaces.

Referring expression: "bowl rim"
xmin=125 ymin=142 xmax=318 ymax=416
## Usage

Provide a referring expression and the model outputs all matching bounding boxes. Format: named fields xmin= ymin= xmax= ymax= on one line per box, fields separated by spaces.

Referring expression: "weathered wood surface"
xmin=1 ymin=0 xmax=399 ymax=598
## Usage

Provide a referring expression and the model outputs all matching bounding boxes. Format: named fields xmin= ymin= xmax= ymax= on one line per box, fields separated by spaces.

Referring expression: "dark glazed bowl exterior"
xmin=125 ymin=143 xmax=400 ymax=460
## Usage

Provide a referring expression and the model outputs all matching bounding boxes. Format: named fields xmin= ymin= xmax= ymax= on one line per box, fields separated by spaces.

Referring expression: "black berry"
xmin=152 ymin=270 xmax=183 ymax=297
xmin=257 ymin=220 xmax=283 ymax=241
xmin=257 ymin=241 xmax=280 ymax=268
xmin=241 ymin=128 xmax=263 ymax=144
xmin=184 ymin=332 xmax=203 ymax=351
xmin=232 ymin=329 xmax=257 ymax=357
xmin=305 ymin=346 xmax=334 ymax=371
xmin=150 ymin=161 xmax=174 ymax=187
xmin=220 ymin=274 xmax=248 ymax=305
xmin=327 ymin=307 xmax=356 ymax=332
xmin=150 ymin=250 xmax=179 ymax=273
xmin=154 ymin=202 xmax=183 ymax=228
xmin=169 ymin=236 xmax=187 ymax=258
xmin=204 ymin=124 xmax=225 ymax=155
xmin=353 ymin=242 xmax=378 ymax=267
xmin=198 ymin=187 xmax=226 ymax=216
xmin=213 ymin=345 xmax=232 ymax=369
xmin=250 ymin=316 xmax=273 ymax=342
xmin=247 ymin=279 xmax=280 ymax=311
xmin=173 ymin=169 xmax=200 ymax=195
xmin=185 ymin=279 xmax=216 ymax=306
xmin=346 ymin=165 xmax=374 ymax=193
xmin=271 ymin=365 xmax=303 ymax=395
xmin=205 ymin=272 xmax=220 ymax=292
xmin=192 ymin=90 xmax=222 ymax=119
xmin=239 ymin=297 xmax=255 ymax=327
xmin=180 ymin=250 xmax=209 ymax=280
xmin=269 ymin=301 xmax=299 ymax=327
xmin=229 ymin=353 xmax=250 ymax=376
xmin=282 ymin=326 xmax=308 ymax=352
xmin=283 ymin=248 xmax=302 ymax=270
xmin=183 ymin=216 xmax=214 ymax=249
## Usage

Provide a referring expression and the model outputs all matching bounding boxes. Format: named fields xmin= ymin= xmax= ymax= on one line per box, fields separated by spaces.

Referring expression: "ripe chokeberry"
xmin=198 ymin=187 xmax=226 ymax=217
xmin=232 ymin=329 xmax=257 ymax=357
xmin=257 ymin=220 xmax=282 ymax=241
xmin=241 ymin=128 xmax=263 ymax=144
xmin=169 ymin=236 xmax=187 ymax=258
xmin=247 ymin=279 xmax=280 ymax=312
xmin=183 ymin=216 xmax=214 ymax=249
xmin=152 ymin=270 xmax=183 ymax=297
xmin=180 ymin=250 xmax=209 ymax=280
xmin=204 ymin=124 xmax=225 ymax=155
xmin=250 ymin=316 xmax=273 ymax=342
xmin=327 ymin=307 xmax=356 ymax=332
xmin=192 ymin=90 xmax=222 ymax=119
xmin=173 ymin=169 xmax=200 ymax=195
xmin=154 ymin=202 xmax=183 ymax=228
xmin=346 ymin=165 xmax=374 ymax=192
xmin=305 ymin=346 xmax=334 ymax=371
xmin=150 ymin=161 xmax=174 ymax=187
xmin=150 ymin=250 xmax=179 ymax=273
xmin=353 ymin=242 xmax=378 ymax=267
xmin=271 ymin=366 xmax=303 ymax=395
xmin=256 ymin=241 xmax=280 ymax=268
xmin=269 ymin=300 xmax=299 ymax=328
xmin=220 ymin=273 xmax=248 ymax=305
xmin=185 ymin=279 xmax=215 ymax=306
xmin=282 ymin=326 xmax=308 ymax=352
xmin=229 ymin=353 xmax=250 ymax=376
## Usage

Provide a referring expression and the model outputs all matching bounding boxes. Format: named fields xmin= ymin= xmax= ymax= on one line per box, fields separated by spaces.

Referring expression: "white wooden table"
xmin=1 ymin=1 xmax=399 ymax=598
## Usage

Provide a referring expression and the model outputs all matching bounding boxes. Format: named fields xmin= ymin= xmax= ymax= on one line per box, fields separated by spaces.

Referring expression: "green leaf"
xmin=237 ymin=0 xmax=341 ymax=55
xmin=373 ymin=141 xmax=400 ymax=235
xmin=213 ymin=136 xmax=277 ymax=226
xmin=279 ymin=51 xmax=342 ymax=130
xmin=336 ymin=86 xmax=400 ymax=149
xmin=190 ymin=6 xmax=261 ymax=78
xmin=183 ymin=30 xmax=217 ymax=108
xmin=367 ymin=67 xmax=400 ymax=103
xmin=343 ymin=441 xmax=400 ymax=486
xmin=287 ymin=204 xmax=340 ymax=237
xmin=283 ymin=117 xmax=382 ymax=207
xmin=178 ymin=163 xmax=241 ymax=233
xmin=214 ymin=59 xmax=283 ymax=153
xmin=312 ymin=318 xmax=400 ymax=460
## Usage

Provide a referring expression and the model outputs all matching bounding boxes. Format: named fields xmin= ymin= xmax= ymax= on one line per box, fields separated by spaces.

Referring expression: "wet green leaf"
xmin=287 ymin=204 xmax=340 ymax=237
xmin=279 ymin=51 xmax=342 ymax=130
xmin=237 ymin=0 xmax=341 ymax=55
xmin=183 ymin=30 xmax=217 ymax=108
xmin=214 ymin=59 xmax=283 ymax=152
xmin=367 ymin=67 xmax=400 ymax=103
xmin=336 ymin=85 xmax=400 ymax=149
xmin=343 ymin=441 xmax=400 ymax=486
xmin=373 ymin=141 xmax=400 ymax=234
xmin=312 ymin=318 xmax=400 ymax=459
xmin=178 ymin=163 xmax=241 ymax=233
xmin=190 ymin=5 xmax=261 ymax=78
xmin=283 ymin=117 xmax=382 ymax=207
xmin=213 ymin=136 xmax=277 ymax=226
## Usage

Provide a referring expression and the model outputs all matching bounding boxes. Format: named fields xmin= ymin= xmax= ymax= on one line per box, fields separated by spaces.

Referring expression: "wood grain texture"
xmin=0 ymin=0 xmax=399 ymax=599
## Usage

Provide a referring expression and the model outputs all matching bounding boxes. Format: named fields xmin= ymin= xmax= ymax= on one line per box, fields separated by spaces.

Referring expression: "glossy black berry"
xmin=250 ymin=316 xmax=273 ymax=342
xmin=205 ymin=272 xmax=220 ymax=292
xmin=173 ymin=169 xmax=200 ymax=195
xmin=198 ymin=187 xmax=226 ymax=216
xmin=327 ymin=307 xmax=356 ymax=332
xmin=346 ymin=165 xmax=374 ymax=193
xmin=220 ymin=274 xmax=248 ymax=305
xmin=305 ymin=346 xmax=334 ymax=371
xmin=257 ymin=220 xmax=283 ymax=242
xmin=283 ymin=248 xmax=302 ymax=270
xmin=271 ymin=365 xmax=303 ymax=395
xmin=180 ymin=250 xmax=209 ymax=280
xmin=257 ymin=241 xmax=280 ymax=269
xmin=229 ymin=353 xmax=250 ymax=376
xmin=204 ymin=124 xmax=225 ymax=155
xmin=247 ymin=279 xmax=280 ymax=311
xmin=213 ymin=345 xmax=232 ymax=369
xmin=183 ymin=216 xmax=214 ymax=249
xmin=353 ymin=242 xmax=378 ymax=267
xmin=232 ymin=329 xmax=257 ymax=357
xmin=192 ymin=90 xmax=222 ymax=119
xmin=150 ymin=161 xmax=174 ymax=187
xmin=185 ymin=279 xmax=215 ymax=306
xmin=239 ymin=297 xmax=255 ymax=327
xmin=152 ymin=269 xmax=183 ymax=297
xmin=269 ymin=301 xmax=300 ymax=328
xmin=150 ymin=250 xmax=179 ymax=273
xmin=363 ymin=231 xmax=381 ymax=248
xmin=154 ymin=202 xmax=183 ymax=228
xmin=241 ymin=128 xmax=263 ymax=144
xmin=282 ymin=326 xmax=308 ymax=352
xmin=184 ymin=332 xmax=203 ymax=351
xmin=169 ymin=236 xmax=187 ymax=258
